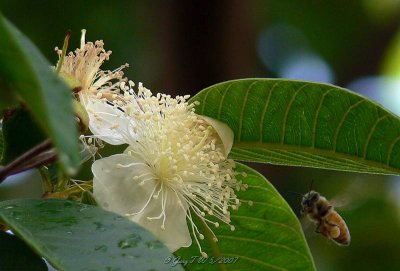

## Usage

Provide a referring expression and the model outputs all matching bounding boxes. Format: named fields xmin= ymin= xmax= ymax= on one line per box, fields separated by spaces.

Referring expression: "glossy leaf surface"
xmin=176 ymin=163 xmax=316 ymax=271
xmin=0 ymin=199 xmax=183 ymax=271
xmin=191 ymin=79 xmax=400 ymax=175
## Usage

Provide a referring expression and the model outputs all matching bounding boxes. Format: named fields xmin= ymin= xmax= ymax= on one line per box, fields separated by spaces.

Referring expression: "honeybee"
xmin=301 ymin=190 xmax=351 ymax=246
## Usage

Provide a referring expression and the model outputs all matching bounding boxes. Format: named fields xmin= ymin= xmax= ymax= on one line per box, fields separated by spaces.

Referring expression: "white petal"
xmin=199 ymin=115 xmax=234 ymax=157
xmin=131 ymin=188 xmax=192 ymax=252
xmin=92 ymin=154 xmax=192 ymax=251
xmin=92 ymin=154 xmax=156 ymax=214
xmin=86 ymin=100 xmax=130 ymax=145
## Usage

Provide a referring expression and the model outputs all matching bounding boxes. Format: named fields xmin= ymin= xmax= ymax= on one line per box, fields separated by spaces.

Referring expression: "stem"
xmin=11 ymin=151 xmax=57 ymax=175
xmin=38 ymin=167 xmax=53 ymax=193
xmin=55 ymin=30 xmax=71 ymax=73
xmin=0 ymin=139 xmax=53 ymax=183
xmin=55 ymin=171 xmax=69 ymax=192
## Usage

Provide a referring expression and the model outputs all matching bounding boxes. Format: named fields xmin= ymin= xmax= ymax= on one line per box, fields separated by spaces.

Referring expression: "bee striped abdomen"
xmin=301 ymin=190 xmax=351 ymax=246
xmin=325 ymin=211 xmax=350 ymax=246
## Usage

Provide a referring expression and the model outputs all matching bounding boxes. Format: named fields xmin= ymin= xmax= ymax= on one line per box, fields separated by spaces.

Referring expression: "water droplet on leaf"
xmin=145 ymin=240 xmax=163 ymax=249
xmin=118 ymin=233 xmax=142 ymax=249
xmin=94 ymin=245 xmax=108 ymax=252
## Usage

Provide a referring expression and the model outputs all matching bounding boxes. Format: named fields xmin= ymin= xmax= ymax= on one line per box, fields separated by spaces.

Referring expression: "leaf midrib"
xmin=232 ymin=141 xmax=400 ymax=174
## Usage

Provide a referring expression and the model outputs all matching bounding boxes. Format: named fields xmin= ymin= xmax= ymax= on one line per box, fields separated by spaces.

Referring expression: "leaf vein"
xmin=200 ymin=87 xmax=213 ymax=114
xmin=218 ymin=235 xmax=310 ymax=261
xmin=259 ymin=82 xmax=280 ymax=142
xmin=281 ymin=83 xmax=308 ymax=144
xmin=231 ymin=215 xmax=300 ymax=235
xmin=387 ymin=135 xmax=400 ymax=165
xmin=248 ymin=201 xmax=293 ymax=215
xmin=363 ymin=114 xmax=390 ymax=159
xmin=238 ymin=81 xmax=258 ymax=141
xmin=312 ymin=87 xmax=334 ymax=147
xmin=231 ymin=143 xmax=398 ymax=174
xmin=222 ymin=253 xmax=289 ymax=271
xmin=332 ymin=99 xmax=365 ymax=151
xmin=217 ymin=83 xmax=233 ymax=120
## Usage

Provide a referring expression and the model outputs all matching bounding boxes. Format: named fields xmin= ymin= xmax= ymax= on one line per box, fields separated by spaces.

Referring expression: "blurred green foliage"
xmin=2 ymin=108 xmax=46 ymax=164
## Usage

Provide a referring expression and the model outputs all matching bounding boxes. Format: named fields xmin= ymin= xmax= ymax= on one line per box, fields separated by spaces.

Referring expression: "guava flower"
xmin=55 ymin=29 xmax=130 ymax=104
xmin=54 ymin=30 xmax=133 ymax=142
xmin=91 ymin=85 xmax=246 ymax=255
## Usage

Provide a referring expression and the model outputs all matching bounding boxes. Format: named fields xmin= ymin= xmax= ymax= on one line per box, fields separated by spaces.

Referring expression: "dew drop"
xmin=145 ymin=240 xmax=163 ymax=249
xmin=79 ymin=206 xmax=88 ymax=212
xmin=118 ymin=233 xmax=142 ymax=249
xmin=93 ymin=222 xmax=106 ymax=232
xmin=94 ymin=245 xmax=108 ymax=252
xmin=121 ymin=253 xmax=134 ymax=259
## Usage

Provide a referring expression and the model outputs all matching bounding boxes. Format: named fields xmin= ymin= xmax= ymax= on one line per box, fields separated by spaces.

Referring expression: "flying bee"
xmin=301 ymin=190 xmax=351 ymax=246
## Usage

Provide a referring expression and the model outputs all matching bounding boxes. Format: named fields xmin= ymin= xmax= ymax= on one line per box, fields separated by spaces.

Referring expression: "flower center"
xmin=93 ymin=84 xmax=247 ymax=257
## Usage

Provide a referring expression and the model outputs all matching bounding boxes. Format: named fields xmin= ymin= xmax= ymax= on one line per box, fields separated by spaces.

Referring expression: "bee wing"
xmin=330 ymin=178 xmax=366 ymax=211
xmin=299 ymin=215 xmax=314 ymax=233
xmin=329 ymin=195 xmax=351 ymax=209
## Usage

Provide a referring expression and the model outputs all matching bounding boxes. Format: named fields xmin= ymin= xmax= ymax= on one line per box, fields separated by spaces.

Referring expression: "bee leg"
xmin=326 ymin=220 xmax=338 ymax=227
xmin=330 ymin=226 xmax=340 ymax=238
xmin=325 ymin=220 xmax=340 ymax=238
xmin=315 ymin=222 xmax=324 ymax=234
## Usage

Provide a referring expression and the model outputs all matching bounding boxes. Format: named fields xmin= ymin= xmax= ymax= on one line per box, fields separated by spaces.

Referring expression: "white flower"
xmin=84 ymin=99 xmax=131 ymax=145
xmin=91 ymin=85 xmax=246 ymax=255
xmin=55 ymin=30 xmax=134 ymax=142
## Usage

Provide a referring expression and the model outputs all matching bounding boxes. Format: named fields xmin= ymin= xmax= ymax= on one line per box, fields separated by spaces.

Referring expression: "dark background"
xmin=2 ymin=1 xmax=400 ymax=270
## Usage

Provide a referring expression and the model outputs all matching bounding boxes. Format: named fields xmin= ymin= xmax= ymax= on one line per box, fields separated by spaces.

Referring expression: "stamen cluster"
xmin=55 ymin=30 xmax=130 ymax=106
xmin=54 ymin=31 xmax=246 ymax=256
xmin=93 ymin=85 xmax=246 ymax=255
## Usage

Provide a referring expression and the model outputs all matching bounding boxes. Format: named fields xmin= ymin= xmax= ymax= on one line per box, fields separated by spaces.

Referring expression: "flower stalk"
xmin=0 ymin=139 xmax=55 ymax=183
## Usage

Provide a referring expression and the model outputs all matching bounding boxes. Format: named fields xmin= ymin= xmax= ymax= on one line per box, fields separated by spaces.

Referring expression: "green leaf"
xmin=0 ymin=75 xmax=18 ymax=111
xmin=176 ymin=163 xmax=315 ymax=271
xmin=0 ymin=14 xmax=79 ymax=173
xmin=191 ymin=79 xmax=400 ymax=175
xmin=81 ymin=190 xmax=98 ymax=205
xmin=0 ymin=231 xmax=47 ymax=271
xmin=0 ymin=199 xmax=183 ymax=271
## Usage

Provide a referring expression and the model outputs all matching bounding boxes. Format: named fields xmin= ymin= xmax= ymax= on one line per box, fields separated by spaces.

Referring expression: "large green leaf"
xmin=191 ymin=79 xmax=400 ymax=175
xmin=0 ymin=14 xmax=79 ymax=172
xmin=0 ymin=74 xmax=18 ymax=111
xmin=176 ymin=163 xmax=315 ymax=271
xmin=0 ymin=199 xmax=183 ymax=271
